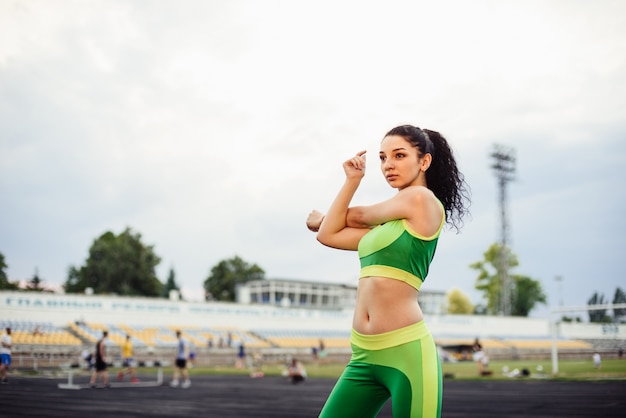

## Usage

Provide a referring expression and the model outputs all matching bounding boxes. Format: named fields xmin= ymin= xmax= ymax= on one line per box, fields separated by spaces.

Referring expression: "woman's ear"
xmin=421 ymin=153 xmax=433 ymax=172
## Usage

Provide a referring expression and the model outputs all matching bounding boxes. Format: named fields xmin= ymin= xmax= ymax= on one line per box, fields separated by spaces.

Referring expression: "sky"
xmin=1 ymin=0 xmax=625 ymax=319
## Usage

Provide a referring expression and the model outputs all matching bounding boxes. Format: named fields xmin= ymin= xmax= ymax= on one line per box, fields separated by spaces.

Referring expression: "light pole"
xmin=490 ymin=144 xmax=516 ymax=315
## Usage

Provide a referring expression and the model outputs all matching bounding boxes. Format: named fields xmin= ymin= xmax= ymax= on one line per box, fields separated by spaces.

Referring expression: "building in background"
xmin=236 ymin=278 xmax=447 ymax=314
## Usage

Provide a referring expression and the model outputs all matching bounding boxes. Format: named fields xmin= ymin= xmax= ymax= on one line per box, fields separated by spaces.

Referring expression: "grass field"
xmin=175 ymin=358 xmax=626 ymax=381
xmin=440 ymin=358 xmax=626 ymax=380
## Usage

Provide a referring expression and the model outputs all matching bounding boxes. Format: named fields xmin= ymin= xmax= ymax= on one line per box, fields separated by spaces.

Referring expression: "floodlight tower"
xmin=490 ymin=144 xmax=516 ymax=316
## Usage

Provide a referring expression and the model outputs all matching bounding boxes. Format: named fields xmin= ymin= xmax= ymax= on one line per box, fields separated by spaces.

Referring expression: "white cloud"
xmin=1 ymin=0 xmax=625 ymax=312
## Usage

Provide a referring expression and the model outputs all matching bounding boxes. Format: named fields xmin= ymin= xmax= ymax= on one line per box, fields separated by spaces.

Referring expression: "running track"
xmin=1 ymin=373 xmax=624 ymax=417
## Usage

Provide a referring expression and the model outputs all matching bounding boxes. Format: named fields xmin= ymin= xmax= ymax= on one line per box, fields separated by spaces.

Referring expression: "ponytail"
xmin=423 ymin=129 xmax=470 ymax=232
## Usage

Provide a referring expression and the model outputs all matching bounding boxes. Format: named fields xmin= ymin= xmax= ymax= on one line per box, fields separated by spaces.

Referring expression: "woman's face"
xmin=379 ymin=135 xmax=428 ymax=190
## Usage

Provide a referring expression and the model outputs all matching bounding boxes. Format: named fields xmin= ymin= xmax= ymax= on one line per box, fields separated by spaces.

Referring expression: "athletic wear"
xmin=322 ymin=199 xmax=446 ymax=417
xmin=319 ymin=322 xmax=442 ymax=418
xmin=358 ymin=202 xmax=445 ymax=291
xmin=95 ymin=338 xmax=107 ymax=372
xmin=176 ymin=337 xmax=187 ymax=360
xmin=0 ymin=333 xmax=11 ymax=355
xmin=0 ymin=354 xmax=10 ymax=367
xmin=1 ymin=332 xmax=11 ymax=369
xmin=122 ymin=339 xmax=133 ymax=359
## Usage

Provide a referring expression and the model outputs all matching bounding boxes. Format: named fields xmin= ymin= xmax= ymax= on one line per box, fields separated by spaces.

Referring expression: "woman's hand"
xmin=343 ymin=150 xmax=367 ymax=179
xmin=306 ymin=210 xmax=325 ymax=232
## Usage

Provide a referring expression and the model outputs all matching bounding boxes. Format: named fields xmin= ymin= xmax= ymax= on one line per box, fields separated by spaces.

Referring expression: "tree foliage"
xmin=587 ymin=292 xmax=611 ymax=323
xmin=0 ymin=252 xmax=19 ymax=290
xmin=470 ymin=243 xmax=546 ymax=316
xmin=26 ymin=268 xmax=45 ymax=292
xmin=162 ymin=267 xmax=182 ymax=299
xmin=447 ymin=288 xmax=474 ymax=314
xmin=613 ymin=287 xmax=626 ymax=321
xmin=64 ymin=228 xmax=163 ymax=296
xmin=203 ymin=255 xmax=265 ymax=302
xmin=512 ymin=275 xmax=547 ymax=317
xmin=470 ymin=243 xmax=518 ymax=314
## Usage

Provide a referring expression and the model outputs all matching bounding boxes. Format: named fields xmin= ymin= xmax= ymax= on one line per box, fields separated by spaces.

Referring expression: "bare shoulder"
xmin=399 ymin=186 xmax=437 ymax=206
xmin=402 ymin=186 xmax=443 ymax=235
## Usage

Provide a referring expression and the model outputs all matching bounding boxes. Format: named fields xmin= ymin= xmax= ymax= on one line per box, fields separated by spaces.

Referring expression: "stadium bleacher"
xmin=69 ymin=322 xmax=271 ymax=349
xmin=0 ymin=319 xmax=597 ymax=357
xmin=0 ymin=320 xmax=82 ymax=346
xmin=253 ymin=329 xmax=351 ymax=349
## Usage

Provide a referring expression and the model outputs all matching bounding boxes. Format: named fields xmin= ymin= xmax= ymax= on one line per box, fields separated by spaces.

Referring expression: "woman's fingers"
xmin=346 ymin=150 xmax=367 ymax=171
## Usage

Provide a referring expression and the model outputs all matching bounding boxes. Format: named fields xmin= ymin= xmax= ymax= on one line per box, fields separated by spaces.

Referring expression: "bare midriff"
xmin=352 ymin=276 xmax=423 ymax=335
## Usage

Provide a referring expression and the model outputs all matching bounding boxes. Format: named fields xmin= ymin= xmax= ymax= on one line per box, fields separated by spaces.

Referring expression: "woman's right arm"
xmin=315 ymin=179 xmax=371 ymax=250
xmin=313 ymin=151 xmax=371 ymax=251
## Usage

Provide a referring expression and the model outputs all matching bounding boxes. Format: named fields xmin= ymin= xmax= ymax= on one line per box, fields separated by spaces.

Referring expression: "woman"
xmin=306 ymin=125 xmax=469 ymax=417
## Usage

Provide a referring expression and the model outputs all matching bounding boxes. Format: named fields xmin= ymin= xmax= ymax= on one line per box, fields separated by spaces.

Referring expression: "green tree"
xmin=612 ymin=287 xmax=626 ymax=322
xmin=26 ymin=268 xmax=44 ymax=291
xmin=162 ymin=267 xmax=182 ymax=299
xmin=512 ymin=275 xmax=547 ymax=316
xmin=203 ymin=255 xmax=265 ymax=301
xmin=470 ymin=243 xmax=546 ymax=316
xmin=0 ymin=252 xmax=19 ymax=290
xmin=447 ymin=288 xmax=474 ymax=314
xmin=470 ymin=243 xmax=518 ymax=314
xmin=64 ymin=227 xmax=163 ymax=296
xmin=588 ymin=292 xmax=611 ymax=323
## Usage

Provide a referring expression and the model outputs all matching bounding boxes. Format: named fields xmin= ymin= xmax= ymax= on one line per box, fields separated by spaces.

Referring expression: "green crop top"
xmin=357 ymin=204 xmax=445 ymax=291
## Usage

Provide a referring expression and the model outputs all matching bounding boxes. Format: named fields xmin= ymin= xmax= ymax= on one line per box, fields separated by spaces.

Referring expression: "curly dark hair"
xmin=384 ymin=125 xmax=471 ymax=232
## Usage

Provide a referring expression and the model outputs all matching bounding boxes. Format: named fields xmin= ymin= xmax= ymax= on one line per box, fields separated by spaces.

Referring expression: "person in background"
xmin=236 ymin=342 xmax=246 ymax=368
xmin=118 ymin=334 xmax=139 ymax=383
xmin=188 ymin=341 xmax=196 ymax=368
xmin=318 ymin=339 xmax=327 ymax=361
xmin=473 ymin=338 xmax=486 ymax=375
xmin=593 ymin=352 xmax=601 ymax=369
xmin=307 ymin=124 xmax=469 ymax=417
xmin=0 ymin=327 xmax=12 ymax=384
xmin=81 ymin=346 xmax=94 ymax=370
xmin=90 ymin=330 xmax=110 ymax=388
xmin=249 ymin=351 xmax=264 ymax=378
xmin=170 ymin=330 xmax=191 ymax=388
xmin=287 ymin=358 xmax=307 ymax=384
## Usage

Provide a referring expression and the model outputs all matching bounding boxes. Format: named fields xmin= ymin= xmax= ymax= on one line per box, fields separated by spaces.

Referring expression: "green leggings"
xmin=319 ymin=321 xmax=442 ymax=418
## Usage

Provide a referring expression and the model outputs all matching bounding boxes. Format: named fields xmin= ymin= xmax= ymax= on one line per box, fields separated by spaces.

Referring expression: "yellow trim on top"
xmin=402 ymin=200 xmax=446 ymax=241
xmin=401 ymin=199 xmax=446 ymax=241
xmin=359 ymin=265 xmax=423 ymax=291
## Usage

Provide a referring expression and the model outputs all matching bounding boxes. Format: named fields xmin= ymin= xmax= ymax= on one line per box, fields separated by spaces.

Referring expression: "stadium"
xmin=1 ymin=281 xmax=624 ymax=370
xmin=1 ymin=283 xmax=625 ymax=417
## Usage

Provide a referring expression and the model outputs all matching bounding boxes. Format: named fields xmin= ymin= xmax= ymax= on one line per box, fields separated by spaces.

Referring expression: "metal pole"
xmin=551 ymin=310 xmax=559 ymax=375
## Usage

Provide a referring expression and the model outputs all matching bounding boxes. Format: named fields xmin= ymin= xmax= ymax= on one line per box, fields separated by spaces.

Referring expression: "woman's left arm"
xmin=309 ymin=186 xmax=427 ymax=230
xmin=348 ymin=186 xmax=442 ymax=235
xmin=346 ymin=186 xmax=420 ymax=227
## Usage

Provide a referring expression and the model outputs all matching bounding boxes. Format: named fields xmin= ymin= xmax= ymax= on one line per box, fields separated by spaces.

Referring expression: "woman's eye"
xmin=395 ymin=153 xmax=405 ymax=158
